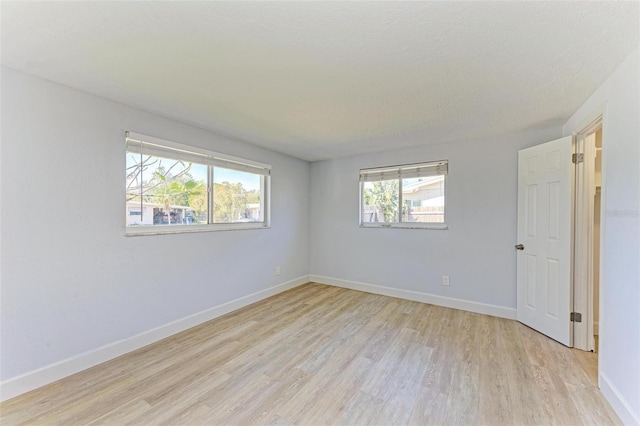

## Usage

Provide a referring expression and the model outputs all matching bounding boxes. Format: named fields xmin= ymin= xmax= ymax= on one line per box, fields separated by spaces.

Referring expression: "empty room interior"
xmin=1 ymin=2 xmax=639 ymax=425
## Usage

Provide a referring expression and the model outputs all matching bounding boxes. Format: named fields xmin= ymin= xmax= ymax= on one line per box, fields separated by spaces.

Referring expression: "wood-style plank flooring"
xmin=0 ymin=283 xmax=619 ymax=425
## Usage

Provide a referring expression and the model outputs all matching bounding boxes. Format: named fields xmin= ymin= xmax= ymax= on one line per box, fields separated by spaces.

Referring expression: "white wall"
xmin=309 ymin=126 xmax=561 ymax=312
xmin=563 ymin=45 xmax=640 ymax=425
xmin=0 ymin=68 xmax=310 ymax=386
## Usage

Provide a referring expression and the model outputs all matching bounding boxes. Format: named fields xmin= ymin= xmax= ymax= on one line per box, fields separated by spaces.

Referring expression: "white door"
xmin=516 ymin=136 xmax=573 ymax=346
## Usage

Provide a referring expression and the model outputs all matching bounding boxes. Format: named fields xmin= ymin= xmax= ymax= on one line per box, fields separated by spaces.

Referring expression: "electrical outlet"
xmin=276 ymin=266 xmax=281 ymax=276
xmin=442 ymin=275 xmax=450 ymax=286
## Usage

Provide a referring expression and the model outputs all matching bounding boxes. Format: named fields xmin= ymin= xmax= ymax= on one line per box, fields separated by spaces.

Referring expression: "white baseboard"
xmin=309 ymin=275 xmax=516 ymax=320
xmin=0 ymin=275 xmax=309 ymax=402
xmin=600 ymin=372 xmax=640 ymax=425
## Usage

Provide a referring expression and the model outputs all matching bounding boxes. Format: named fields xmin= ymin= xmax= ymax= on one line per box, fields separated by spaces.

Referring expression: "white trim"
xmin=600 ymin=372 xmax=640 ymax=426
xmin=359 ymin=223 xmax=448 ymax=230
xmin=126 ymin=131 xmax=272 ymax=171
xmin=360 ymin=160 xmax=448 ymax=181
xmin=573 ymin=116 xmax=603 ymax=352
xmin=125 ymin=222 xmax=269 ymax=236
xmin=570 ymin=105 xmax=605 ymax=138
xmin=0 ymin=275 xmax=310 ymax=402
xmin=573 ymin=131 xmax=590 ymax=350
xmin=309 ymin=274 xmax=516 ymax=320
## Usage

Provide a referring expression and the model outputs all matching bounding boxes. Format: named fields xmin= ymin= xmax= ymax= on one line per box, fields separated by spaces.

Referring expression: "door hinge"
xmin=570 ymin=312 xmax=582 ymax=322
xmin=572 ymin=153 xmax=584 ymax=164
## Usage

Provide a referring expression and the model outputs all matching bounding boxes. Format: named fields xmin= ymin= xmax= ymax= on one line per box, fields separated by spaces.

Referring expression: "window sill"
xmin=359 ymin=223 xmax=448 ymax=230
xmin=125 ymin=222 xmax=269 ymax=236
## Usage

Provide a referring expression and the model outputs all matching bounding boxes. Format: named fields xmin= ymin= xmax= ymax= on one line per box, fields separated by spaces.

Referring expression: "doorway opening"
xmin=572 ymin=116 xmax=603 ymax=384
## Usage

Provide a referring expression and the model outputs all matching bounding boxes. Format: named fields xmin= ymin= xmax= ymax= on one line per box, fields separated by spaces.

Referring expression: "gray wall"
xmin=0 ymin=68 xmax=310 ymax=381
xmin=309 ymin=126 xmax=561 ymax=309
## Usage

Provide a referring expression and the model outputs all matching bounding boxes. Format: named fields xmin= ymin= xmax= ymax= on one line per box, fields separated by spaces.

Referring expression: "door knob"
xmin=515 ymin=244 xmax=524 ymax=250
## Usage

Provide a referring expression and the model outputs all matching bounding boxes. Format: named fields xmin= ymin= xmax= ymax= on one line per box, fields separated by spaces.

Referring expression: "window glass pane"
xmin=125 ymin=152 xmax=208 ymax=226
xmin=213 ymin=167 xmax=263 ymax=223
xmin=362 ymin=179 xmax=399 ymax=223
xmin=402 ymin=175 xmax=445 ymax=223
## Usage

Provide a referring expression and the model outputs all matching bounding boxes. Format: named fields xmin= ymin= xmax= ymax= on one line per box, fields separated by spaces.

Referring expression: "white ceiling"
xmin=2 ymin=1 xmax=638 ymax=161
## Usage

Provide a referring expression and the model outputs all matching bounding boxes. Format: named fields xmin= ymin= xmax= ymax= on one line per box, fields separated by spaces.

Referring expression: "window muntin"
xmin=359 ymin=161 xmax=447 ymax=229
xmin=125 ymin=132 xmax=270 ymax=235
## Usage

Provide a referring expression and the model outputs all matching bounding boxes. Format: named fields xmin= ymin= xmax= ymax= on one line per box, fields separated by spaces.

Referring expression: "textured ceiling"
xmin=2 ymin=1 xmax=638 ymax=161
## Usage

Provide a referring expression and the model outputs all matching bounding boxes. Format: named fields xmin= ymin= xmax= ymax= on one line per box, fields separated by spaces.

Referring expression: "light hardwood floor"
xmin=0 ymin=283 xmax=619 ymax=425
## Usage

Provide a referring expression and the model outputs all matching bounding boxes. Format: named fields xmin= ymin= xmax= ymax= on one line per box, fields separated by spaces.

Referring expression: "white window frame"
xmin=125 ymin=131 xmax=271 ymax=236
xmin=359 ymin=160 xmax=448 ymax=230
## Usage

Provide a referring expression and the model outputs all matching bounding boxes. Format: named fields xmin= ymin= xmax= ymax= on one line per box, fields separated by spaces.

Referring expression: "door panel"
xmin=517 ymin=136 xmax=572 ymax=346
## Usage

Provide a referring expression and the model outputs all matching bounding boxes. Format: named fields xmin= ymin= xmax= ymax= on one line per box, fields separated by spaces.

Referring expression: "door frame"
xmin=573 ymin=114 xmax=603 ymax=352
